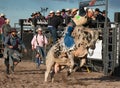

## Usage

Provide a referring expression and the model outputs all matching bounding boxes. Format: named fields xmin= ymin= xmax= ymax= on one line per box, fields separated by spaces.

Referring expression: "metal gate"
xmin=79 ymin=0 xmax=120 ymax=76
xmin=103 ymin=22 xmax=120 ymax=76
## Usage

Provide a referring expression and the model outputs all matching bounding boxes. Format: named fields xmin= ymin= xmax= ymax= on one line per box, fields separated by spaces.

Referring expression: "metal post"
xmin=19 ymin=19 xmax=24 ymax=40
xmin=103 ymin=0 xmax=109 ymax=75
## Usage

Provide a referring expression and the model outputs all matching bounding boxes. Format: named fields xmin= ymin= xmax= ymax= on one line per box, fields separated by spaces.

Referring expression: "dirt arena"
xmin=0 ymin=58 xmax=120 ymax=88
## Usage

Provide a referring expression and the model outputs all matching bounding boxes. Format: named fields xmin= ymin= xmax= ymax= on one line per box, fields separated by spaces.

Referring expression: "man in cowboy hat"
xmin=4 ymin=28 xmax=27 ymax=74
xmin=31 ymin=27 xmax=48 ymax=66
xmin=64 ymin=8 xmax=71 ymax=26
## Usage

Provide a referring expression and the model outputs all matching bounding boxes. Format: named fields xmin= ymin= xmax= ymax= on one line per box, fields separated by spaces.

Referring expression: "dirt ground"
xmin=0 ymin=58 xmax=120 ymax=88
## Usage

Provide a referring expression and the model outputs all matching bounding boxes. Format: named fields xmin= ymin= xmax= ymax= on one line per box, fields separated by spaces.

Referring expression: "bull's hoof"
xmin=50 ymin=70 xmax=55 ymax=80
xmin=67 ymin=71 xmax=71 ymax=76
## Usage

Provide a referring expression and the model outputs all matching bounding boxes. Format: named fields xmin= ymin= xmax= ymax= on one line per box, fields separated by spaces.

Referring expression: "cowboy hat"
xmin=36 ymin=27 xmax=42 ymax=32
xmin=49 ymin=10 xmax=55 ymax=14
xmin=71 ymin=8 xmax=78 ymax=14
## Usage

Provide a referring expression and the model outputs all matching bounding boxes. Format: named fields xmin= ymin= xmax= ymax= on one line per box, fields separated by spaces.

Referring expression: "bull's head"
xmin=72 ymin=26 xmax=99 ymax=57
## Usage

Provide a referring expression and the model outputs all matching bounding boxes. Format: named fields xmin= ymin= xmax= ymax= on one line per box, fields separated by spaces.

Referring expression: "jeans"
xmin=48 ymin=27 xmax=57 ymax=44
xmin=36 ymin=46 xmax=46 ymax=64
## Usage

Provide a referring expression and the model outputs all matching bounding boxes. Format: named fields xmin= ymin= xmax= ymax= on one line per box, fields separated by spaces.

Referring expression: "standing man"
xmin=0 ymin=14 xmax=5 ymax=40
xmin=31 ymin=27 xmax=48 ymax=67
xmin=2 ymin=19 xmax=11 ymax=42
xmin=65 ymin=8 xmax=71 ymax=26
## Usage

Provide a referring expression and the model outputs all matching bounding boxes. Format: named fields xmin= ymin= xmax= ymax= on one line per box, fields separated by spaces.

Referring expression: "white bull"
xmin=44 ymin=26 xmax=99 ymax=82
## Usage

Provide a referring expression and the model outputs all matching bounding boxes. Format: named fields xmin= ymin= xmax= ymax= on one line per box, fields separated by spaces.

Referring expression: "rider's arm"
xmin=79 ymin=0 xmax=96 ymax=16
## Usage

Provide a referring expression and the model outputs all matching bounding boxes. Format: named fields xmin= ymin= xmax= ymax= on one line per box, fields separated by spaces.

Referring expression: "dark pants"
xmin=48 ymin=27 xmax=57 ymax=44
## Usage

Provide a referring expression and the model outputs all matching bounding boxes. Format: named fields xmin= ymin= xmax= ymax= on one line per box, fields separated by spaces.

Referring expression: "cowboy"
xmin=53 ymin=8 xmax=78 ymax=74
xmin=4 ymin=28 xmax=27 ymax=74
xmin=63 ymin=8 xmax=78 ymax=52
xmin=31 ymin=27 xmax=48 ymax=67
xmin=54 ymin=0 xmax=97 ymax=73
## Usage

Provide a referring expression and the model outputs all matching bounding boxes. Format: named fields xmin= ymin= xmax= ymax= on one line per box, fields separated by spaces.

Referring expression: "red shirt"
xmin=0 ymin=17 xmax=5 ymax=28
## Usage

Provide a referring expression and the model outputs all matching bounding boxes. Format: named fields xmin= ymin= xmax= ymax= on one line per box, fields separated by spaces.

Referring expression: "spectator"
xmin=56 ymin=10 xmax=64 ymax=38
xmin=0 ymin=13 xmax=6 ymax=20
xmin=102 ymin=10 xmax=110 ymax=23
xmin=0 ymin=13 xmax=5 ymax=34
xmin=65 ymin=8 xmax=71 ymax=26
xmin=61 ymin=9 xmax=67 ymax=19
xmin=0 ymin=14 xmax=5 ymax=28
xmin=31 ymin=27 xmax=48 ymax=66
xmin=66 ymin=8 xmax=71 ymax=16
xmin=82 ymin=8 xmax=97 ymax=28
xmin=2 ymin=19 xmax=11 ymax=42
xmin=27 ymin=12 xmax=37 ymax=27
xmin=36 ymin=11 xmax=43 ymax=21
xmin=56 ymin=10 xmax=63 ymax=26
xmin=94 ymin=8 xmax=105 ymax=28
xmin=48 ymin=11 xmax=62 ymax=44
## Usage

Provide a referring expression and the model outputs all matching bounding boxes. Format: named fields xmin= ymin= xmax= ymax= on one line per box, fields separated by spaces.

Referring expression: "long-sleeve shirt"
xmin=31 ymin=34 xmax=48 ymax=49
xmin=4 ymin=35 xmax=26 ymax=50
xmin=48 ymin=15 xmax=62 ymax=29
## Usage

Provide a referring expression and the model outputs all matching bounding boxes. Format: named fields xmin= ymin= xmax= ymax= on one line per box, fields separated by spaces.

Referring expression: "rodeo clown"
xmin=3 ymin=28 xmax=27 ymax=74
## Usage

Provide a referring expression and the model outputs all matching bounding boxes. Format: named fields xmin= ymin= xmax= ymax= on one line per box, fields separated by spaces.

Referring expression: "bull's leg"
xmin=73 ymin=59 xmax=80 ymax=72
xmin=54 ymin=63 xmax=60 ymax=73
xmin=67 ymin=52 xmax=74 ymax=76
xmin=80 ymin=58 xmax=86 ymax=67
xmin=45 ymin=60 xmax=54 ymax=82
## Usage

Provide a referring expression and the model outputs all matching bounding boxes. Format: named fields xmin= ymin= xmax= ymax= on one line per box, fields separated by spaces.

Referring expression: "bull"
xmin=44 ymin=26 xmax=99 ymax=82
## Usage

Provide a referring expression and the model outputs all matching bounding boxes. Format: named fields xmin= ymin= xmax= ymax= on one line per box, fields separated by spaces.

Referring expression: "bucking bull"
xmin=44 ymin=25 xmax=100 ymax=82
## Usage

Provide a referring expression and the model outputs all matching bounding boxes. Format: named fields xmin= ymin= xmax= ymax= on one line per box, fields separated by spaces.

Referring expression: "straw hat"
xmin=71 ymin=8 xmax=78 ymax=14
xmin=66 ymin=8 xmax=70 ymax=12
xmin=36 ymin=27 xmax=42 ymax=32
